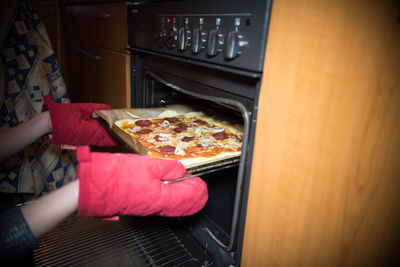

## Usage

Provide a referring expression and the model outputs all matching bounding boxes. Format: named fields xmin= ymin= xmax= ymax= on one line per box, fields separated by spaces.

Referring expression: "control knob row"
xmin=177 ymin=27 xmax=247 ymax=59
xmin=160 ymin=18 xmax=248 ymax=60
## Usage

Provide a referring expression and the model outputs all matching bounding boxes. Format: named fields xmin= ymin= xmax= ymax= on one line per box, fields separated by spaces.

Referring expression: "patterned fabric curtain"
xmin=0 ymin=0 xmax=76 ymax=196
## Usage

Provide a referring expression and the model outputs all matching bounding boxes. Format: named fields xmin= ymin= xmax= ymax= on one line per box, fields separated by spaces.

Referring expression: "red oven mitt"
xmin=41 ymin=95 xmax=118 ymax=146
xmin=76 ymin=146 xmax=208 ymax=217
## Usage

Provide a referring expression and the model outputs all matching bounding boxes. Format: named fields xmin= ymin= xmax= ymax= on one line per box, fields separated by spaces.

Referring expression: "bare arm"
xmin=0 ymin=111 xmax=78 ymax=246
xmin=20 ymin=179 xmax=79 ymax=239
xmin=0 ymin=111 xmax=52 ymax=161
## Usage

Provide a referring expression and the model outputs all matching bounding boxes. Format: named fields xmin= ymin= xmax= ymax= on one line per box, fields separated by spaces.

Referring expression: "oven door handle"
xmin=144 ymin=70 xmax=251 ymax=251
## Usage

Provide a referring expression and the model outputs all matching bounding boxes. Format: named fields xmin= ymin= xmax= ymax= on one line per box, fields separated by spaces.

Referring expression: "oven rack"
xmin=33 ymin=215 xmax=213 ymax=267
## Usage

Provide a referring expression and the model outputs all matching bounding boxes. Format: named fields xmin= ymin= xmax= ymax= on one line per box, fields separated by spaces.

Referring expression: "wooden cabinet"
xmin=63 ymin=1 xmax=130 ymax=108
xmin=241 ymin=0 xmax=400 ymax=266
xmin=64 ymin=2 xmax=127 ymax=52
xmin=67 ymin=41 xmax=130 ymax=108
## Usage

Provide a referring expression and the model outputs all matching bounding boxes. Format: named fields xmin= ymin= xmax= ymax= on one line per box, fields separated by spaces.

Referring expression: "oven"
xmin=128 ymin=0 xmax=271 ymax=265
xmin=32 ymin=0 xmax=272 ymax=266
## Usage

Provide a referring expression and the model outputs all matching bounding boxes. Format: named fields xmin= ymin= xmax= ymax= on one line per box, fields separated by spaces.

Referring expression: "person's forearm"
xmin=0 ymin=111 xmax=52 ymax=161
xmin=20 ymin=179 xmax=79 ymax=239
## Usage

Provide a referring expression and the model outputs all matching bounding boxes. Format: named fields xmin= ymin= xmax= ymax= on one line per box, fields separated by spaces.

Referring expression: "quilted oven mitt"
xmin=41 ymin=95 xmax=118 ymax=146
xmin=76 ymin=146 xmax=208 ymax=217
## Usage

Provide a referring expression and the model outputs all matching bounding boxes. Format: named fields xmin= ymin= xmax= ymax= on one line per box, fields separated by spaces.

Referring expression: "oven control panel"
xmin=157 ymin=15 xmax=249 ymax=61
xmin=128 ymin=0 xmax=271 ymax=73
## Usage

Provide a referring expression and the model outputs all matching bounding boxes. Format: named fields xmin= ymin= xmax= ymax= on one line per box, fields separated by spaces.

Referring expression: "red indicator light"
xmin=167 ymin=18 xmax=171 ymax=23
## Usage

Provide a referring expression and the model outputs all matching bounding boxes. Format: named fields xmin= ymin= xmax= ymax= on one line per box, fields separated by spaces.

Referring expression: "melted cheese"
xmin=199 ymin=136 xmax=213 ymax=147
xmin=128 ymin=126 xmax=141 ymax=132
xmin=211 ymin=127 xmax=224 ymax=133
xmin=161 ymin=120 xmax=170 ymax=127
xmin=174 ymin=145 xmax=186 ymax=156
xmin=158 ymin=133 xmax=172 ymax=141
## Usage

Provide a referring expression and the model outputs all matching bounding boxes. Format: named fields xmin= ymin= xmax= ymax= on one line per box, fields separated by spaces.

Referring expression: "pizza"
xmin=114 ymin=111 xmax=243 ymax=161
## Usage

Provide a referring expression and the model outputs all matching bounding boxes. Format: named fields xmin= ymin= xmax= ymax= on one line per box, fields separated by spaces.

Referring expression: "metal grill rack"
xmin=33 ymin=215 xmax=213 ymax=267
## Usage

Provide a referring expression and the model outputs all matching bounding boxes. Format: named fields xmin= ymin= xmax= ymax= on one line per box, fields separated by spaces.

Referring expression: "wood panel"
xmin=62 ymin=1 xmax=130 ymax=108
xmin=64 ymin=2 xmax=127 ymax=53
xmin=242 ymin=0 xmax=400 ymax=266
xmin=66 ymin=41 xmax=130 ymax=108
xmin=92 ymin=45 xmax=130 ymax=108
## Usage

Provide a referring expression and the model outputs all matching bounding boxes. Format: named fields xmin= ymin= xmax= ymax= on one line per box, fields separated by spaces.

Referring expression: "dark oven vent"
xmin=33 ymin=215 xmax=213 ymax=267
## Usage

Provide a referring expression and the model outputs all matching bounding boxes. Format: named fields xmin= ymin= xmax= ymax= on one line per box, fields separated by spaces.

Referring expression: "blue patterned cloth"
xmin=0 ymin=0 xmax=76 ymax=196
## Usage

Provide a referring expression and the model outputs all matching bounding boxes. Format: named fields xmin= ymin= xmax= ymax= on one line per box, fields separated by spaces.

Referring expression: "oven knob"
xmin=207 ymin=17 xmax=224 ymax=57
xmin=192 ymin=28 xmax=206 ymax=54
xmin=224 ymin=30 xmax=248 ymax=60
xmin=207 ymin=29 xmax=224 ymax=57
xmin=192 ymin=28 xmax=201 ymax=53
xmin=178 ymin=28 xmax=191 ymax=51
xmin=178 ymin=28 xmax=186 ymax=51
xmin=192 ymin=17 xmax=207 ymax=54
xmin=165 ymin=28 xmax=178 ymax=48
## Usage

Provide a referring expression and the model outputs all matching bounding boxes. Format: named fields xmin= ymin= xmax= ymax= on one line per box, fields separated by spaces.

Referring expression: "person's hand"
xmin=41 ymin=95 xmax=118 ymax=146
xmin=76 ymin=146 xmax=208 ymax=217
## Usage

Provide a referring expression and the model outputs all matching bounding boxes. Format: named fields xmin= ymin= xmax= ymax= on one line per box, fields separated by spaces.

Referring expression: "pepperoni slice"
xmin=194 ymin=119 xmax=207 ymax=125
xmin=182 ymin=136 xmax=194 ymax=142
xmin=165 ymin=117 xmax=178 ymax=123
xmin=135 ymin=120 xmax=152 ymax=127
xmin=159 ymin=145 xmax=176 ymax=153
xmin=213 ymin=131 xmax=228 ymax=140
xmin=136 ymin=128 xmax=152 ymax=134
xmin=174 ymin=127 xmax=186 ymax=133
xmin=173 ymin=123 xmax=187 ymax=133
